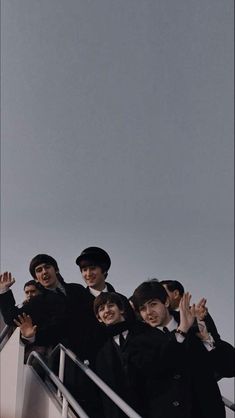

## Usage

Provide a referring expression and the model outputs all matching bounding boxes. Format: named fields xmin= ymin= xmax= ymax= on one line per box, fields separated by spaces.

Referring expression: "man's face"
xmin=162 ymin=285 xmax=181 ymax=310
xmin=97 ymin=302 xmax=125 ymax=326
xmin=34 ymin=263 xmax=59 ymax=289
xmin=139 ymin=298 xmax=170 ymax=327
xmin=24 ymin=285 xmax=40 ymax=302
xmin=81 ymin=265 xmax=105 ymax=291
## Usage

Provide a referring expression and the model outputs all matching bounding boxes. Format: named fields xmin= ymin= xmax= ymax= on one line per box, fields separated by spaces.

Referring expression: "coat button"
xmin=174 ymin=374 xmax=181 ymax=379
xmin=172 ymin=401 xmax=180 ymax=407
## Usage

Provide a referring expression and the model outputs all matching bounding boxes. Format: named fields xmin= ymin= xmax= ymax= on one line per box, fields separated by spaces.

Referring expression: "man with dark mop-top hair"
xmin=93 ymin=292 xmax=147 ymax=418
xmin=0 ymin=253 xmax=106 ymax=417
xmin=0 ymin=254 xmax=89 ymax=354
xmin=129 ymin=280 xmax=226 ymax=418
xmin=76 ymin=246 xmax=115 ymax=296
xmin=75 ymin=246 xmax=135 ymax=361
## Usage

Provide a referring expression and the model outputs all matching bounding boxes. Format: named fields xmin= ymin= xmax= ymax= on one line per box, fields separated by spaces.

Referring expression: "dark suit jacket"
xmin=126 ymin=322 xmax=226 ymax=418
xmin=95 ymin=320 xmax=148 ymax=418
xmin=77 ymin=282 xmax=116 ymax=365
xmin=81 ymin=283 xmax=138 ymax=367
xmin=172 ymin=311 xmax=235 ymax=380
xmin=0 ymin=283 xmax=89 ymax=351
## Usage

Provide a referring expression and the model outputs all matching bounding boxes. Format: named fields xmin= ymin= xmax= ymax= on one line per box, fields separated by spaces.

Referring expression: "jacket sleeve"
xmin=0 ymin=290 xmax=22 ymax=325
xmin=209 ymin=340 xmax=235 ymax=379
xmin=204 ymin=312 xmax=221 ymax=342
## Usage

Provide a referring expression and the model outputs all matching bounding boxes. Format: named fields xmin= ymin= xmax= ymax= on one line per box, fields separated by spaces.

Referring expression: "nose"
xmin=146 ymin=305 xmax=152 ymax=315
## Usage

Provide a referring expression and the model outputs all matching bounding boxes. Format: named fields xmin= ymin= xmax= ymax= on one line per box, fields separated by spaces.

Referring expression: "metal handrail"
xmin=27 ymin=350 xmax=89 ymax=418
xmin=222 ymin=396 xmax=235 ymax=411
xmin=50 ymin=343 xmax=142 ymax=418
xmin=0 ymin=324 xmax=15 ymax=350
xmin=27 ymin=344 xmax=235 ymax=416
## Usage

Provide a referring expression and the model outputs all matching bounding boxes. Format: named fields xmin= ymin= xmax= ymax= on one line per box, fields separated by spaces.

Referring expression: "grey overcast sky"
xmin=1 ymin=0 xmax=234 ymax=406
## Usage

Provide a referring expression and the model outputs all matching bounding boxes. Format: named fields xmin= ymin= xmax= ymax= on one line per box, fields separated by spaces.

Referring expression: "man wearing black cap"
xmin=74 ymin=247 xmax=116 ymax=357
xmin=76 ymin=246 xmax=114 ymax=295
xmin=74 ymin=247 xmax=129 ymax=418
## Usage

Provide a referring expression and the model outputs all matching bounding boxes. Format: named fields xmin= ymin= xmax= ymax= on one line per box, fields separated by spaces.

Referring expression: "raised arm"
xmin=0 ymin=272 xmax=20 ymax=325
xmin=178 ymin=292 xmax=196 ymax=334
xmin=0 ymin=272 xmax=15 ymax=292
xmin=14 ymin=313 xmax=37 ymax=339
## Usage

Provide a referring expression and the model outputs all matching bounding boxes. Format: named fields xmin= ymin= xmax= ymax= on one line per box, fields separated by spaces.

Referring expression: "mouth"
xmin=104 ymin=314 xmax=114 ymax=321
xmin=148 ymin=317 xmax=158 ymax=323
xmin=42 ymin=276 xmax=51 ymax=283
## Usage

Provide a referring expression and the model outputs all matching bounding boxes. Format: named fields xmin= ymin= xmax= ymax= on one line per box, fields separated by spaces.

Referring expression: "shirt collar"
xmin=89 ymin=285 xmax=108 ymax=297
xmin=47 ymin=283 xmax=66 ymax=295
xmin=157 ymin=316 xmax=178 ymax=332
xmin=113 ymin=330 xmax=129 ymax=345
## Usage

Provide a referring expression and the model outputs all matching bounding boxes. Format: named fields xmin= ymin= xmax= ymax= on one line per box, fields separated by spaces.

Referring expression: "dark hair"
xmin=29 ymin=254 xmax=59 ymax=278
xmin=132 ymin=280 xmax=168 ymax=311
xmin=160 ymin=280 xmax=184 ymax=296
xmin=23 ymin=280 xmax=42 ymax=291
xmin=76 ymin=247 xmax=111 ymax=277
xmin=94 ymin=292 xmax=125 ymax=317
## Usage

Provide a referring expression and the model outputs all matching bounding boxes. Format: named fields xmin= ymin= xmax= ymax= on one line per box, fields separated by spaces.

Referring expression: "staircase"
xmin=0 ymin=316 xmax=234 ymax=418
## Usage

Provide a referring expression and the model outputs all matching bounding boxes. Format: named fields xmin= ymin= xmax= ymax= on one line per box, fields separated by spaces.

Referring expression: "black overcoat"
xmin=126 ymin=324 xmax=226 ymax=418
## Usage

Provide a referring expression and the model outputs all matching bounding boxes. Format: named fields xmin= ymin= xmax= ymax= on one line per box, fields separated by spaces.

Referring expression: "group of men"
xmin=0 ymin=246 xmax=234 ymax=418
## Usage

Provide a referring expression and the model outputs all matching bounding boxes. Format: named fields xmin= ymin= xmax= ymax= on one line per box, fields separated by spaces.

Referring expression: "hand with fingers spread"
xmin=13 ymin=313 xmax=37 ymax=339
xmin=178 ymin=292 xmax=196 ymax=334
xmin=0 ymin=272 xmax=15 ymax=292
xmin=195 ymin=298 xmax=208 ymax=321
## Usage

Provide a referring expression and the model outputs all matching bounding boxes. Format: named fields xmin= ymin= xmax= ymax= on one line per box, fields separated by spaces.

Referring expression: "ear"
xmin=96 ymin=315 xmax=103 ymax=323
xmin=173 ymin=289 xmax=179 ymax=299
xmin=165 ymin=298 xmax=170 ymax=308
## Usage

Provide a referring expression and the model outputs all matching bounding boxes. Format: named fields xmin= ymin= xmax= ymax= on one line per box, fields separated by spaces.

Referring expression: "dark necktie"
xmin=119 ymin=333 xmax=125 ymax=348
xmin=163 ymin=326 xmax=170 ymax=334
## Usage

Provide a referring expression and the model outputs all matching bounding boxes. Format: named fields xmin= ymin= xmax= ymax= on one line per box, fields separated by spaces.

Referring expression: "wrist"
xmin=175 ymin=328 xmax=187 ymax=337
xmin=0 ymin=287 xmax=10 ymax=294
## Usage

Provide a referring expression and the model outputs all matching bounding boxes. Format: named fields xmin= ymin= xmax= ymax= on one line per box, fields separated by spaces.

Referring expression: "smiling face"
xmin=81 ymin=265 xmax=106 ymax=291
xmin=96 ymin=301 xmax=125 ymax=326
xmin=139 ymin=298 xmax=171 ymax=328
xmin=34 ymin=263 xmax=59 ymax=289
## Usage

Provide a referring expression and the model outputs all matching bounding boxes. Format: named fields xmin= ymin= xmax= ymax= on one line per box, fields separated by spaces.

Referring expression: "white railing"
xmin=3 ymin=331 xmax=233 ymax=418
xmin=27 ymin=350 xmax=89 ymax=418
xmin=30 ymin=343 xmax=142 ymax=418
xmin=53 ymin=344 xmax=142 ymax=418
xmin=50 ymin=343 xmax=235 ymax=416
xmin=222 ymin=396 xmax=235 ymax=411
xmin=0 ymin=323 xmax=15 ymax=350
